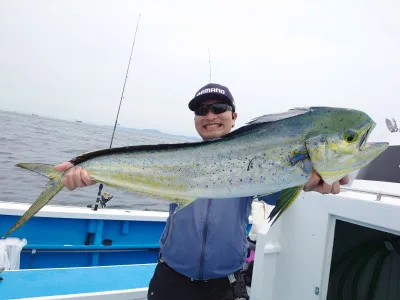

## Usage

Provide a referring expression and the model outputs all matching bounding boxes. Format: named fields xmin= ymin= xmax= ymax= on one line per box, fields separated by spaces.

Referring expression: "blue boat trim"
xmin=23 ymin=244 xmax=160 ymax=250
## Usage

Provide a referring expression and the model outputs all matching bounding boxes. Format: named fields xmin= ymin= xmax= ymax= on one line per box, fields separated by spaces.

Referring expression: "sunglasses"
xmin=194 ymin=103 xmax=233 ymax=116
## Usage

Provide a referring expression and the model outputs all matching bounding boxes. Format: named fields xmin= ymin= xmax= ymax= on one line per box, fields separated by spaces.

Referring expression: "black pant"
xmin=147 ymin=262 xmax=249 ymax=300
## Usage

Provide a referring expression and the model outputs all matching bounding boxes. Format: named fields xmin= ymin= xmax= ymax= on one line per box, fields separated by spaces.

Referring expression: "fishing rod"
xmin=208 ymin=48 xmax=212 ymax=83
xmin=92 ymin=13 xmax=141 ymax=211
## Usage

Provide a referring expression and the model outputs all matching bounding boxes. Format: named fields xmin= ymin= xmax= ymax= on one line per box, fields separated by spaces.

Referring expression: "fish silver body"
xmin=80 ymin=129 xmax=310 ymax=204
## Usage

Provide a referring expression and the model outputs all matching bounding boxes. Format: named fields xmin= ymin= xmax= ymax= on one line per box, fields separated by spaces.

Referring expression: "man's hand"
xmin=55 ymin=162 xmax=96 ymax=191
xmin=303 ymin=171 xmax=349 ymax=195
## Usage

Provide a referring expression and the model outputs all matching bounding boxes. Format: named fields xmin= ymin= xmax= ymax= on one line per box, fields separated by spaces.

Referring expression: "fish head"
xmin=305 ymin=107 xmax=389 ymax=184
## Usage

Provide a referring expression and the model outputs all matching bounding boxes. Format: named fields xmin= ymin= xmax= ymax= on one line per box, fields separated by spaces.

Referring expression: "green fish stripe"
xmin=268 ymin=185 xmax=304 ymax=225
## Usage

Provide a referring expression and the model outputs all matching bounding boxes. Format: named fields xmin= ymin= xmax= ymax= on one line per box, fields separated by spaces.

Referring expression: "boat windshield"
xmin=355 ymin=145 xmax=400 ymax=184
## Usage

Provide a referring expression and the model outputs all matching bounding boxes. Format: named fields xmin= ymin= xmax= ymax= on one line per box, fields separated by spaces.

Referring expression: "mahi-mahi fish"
xmin=2 ymin=106 xmax=388 ymax=238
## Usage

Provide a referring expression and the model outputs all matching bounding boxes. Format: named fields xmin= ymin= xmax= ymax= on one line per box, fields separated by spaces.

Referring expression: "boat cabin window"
xmin=355 ymin=145 xmax=400 ymax=184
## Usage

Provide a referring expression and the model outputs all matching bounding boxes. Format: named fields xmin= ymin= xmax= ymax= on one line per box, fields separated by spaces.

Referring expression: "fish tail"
xmin=16 ymin=163 xmax=63 ymax=180
xmin=2 ymin=164 xmax=65 ymax=238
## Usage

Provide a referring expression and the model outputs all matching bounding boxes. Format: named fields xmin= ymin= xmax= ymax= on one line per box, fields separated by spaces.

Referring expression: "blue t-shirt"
xmin=159 ymin=193 xmax=280 ymax=280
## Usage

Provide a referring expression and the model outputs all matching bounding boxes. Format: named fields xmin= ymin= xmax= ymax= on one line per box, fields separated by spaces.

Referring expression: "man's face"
xmin=194 ymin=99 xmax=237 ymax=141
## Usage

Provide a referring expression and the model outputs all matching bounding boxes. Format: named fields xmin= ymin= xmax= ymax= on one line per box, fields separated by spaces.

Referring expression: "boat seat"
xmin=0 ymin=263 xmax=156 ymax=299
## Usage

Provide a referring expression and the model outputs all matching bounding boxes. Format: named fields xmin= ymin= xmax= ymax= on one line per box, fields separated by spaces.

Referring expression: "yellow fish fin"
xmin=268 ymin=185 xmax=304 ymax=225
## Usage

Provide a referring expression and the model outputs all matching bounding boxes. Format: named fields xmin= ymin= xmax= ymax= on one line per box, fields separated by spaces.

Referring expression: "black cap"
xmin=188 ymin=83 xmax=235 ymax=112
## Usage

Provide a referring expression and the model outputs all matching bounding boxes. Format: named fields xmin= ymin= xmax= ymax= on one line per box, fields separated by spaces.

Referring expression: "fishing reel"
xmin=87 ymin=191 xmax=113 ymax=210
xmin=99 ymin=192 xmax=113 ymax=208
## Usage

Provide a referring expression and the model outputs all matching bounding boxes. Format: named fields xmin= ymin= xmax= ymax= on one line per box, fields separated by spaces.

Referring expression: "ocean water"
xmin=0 ymin=110 xmax=196 ymax=212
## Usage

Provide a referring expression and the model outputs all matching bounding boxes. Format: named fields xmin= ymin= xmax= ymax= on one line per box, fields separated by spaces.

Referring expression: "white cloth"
xmin=0 ymin=237 xmax=27 ymax=270
xmin=248 ymin=200 xmax=273 ymax=241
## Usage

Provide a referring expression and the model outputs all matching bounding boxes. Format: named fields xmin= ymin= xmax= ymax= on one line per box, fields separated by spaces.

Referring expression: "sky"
xmin=0 ymin=0 xmax=399 ymax=139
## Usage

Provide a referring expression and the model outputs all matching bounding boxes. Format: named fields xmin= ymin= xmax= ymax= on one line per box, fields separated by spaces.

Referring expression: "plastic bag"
xmin=0 ymin=239 xmax=11 ymax=270
xmin=0 ymin=237 xmax=27 ymax=270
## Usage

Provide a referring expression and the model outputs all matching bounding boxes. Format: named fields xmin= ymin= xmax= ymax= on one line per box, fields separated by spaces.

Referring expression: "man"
xmin=55 ymin=83 xmax=349 ymax=300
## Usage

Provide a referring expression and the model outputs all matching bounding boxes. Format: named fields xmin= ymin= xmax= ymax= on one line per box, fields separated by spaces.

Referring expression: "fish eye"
xmin=343 ymin=131 xmax=358 ymax=143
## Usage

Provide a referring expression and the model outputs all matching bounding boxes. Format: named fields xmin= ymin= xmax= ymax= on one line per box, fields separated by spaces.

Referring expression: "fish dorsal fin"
xmin=246 ymin=107 xmax=312 ymax=125
xmin=218 ymin=107 xmax=313 ymax=140
xmin=71 ymin=107 xmax=315 ymax=165
xmin=69 ymin=140 xmax=205 ymax=165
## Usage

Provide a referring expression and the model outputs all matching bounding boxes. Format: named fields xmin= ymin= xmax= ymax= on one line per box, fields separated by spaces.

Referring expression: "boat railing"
xmin=340 ymin=186 xmax=400 ymax=201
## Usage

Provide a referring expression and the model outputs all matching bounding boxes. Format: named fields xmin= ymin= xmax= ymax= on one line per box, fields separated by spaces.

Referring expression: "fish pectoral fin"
xmin=173 ymin=197 xmax=196 ymax=212
xmin=2 ymin=169 xmax=65 ymax=238
xmin=268 ymin=185 xmax=304 ymax=225
xmin=254 ymin=192 xmax=274 ymax=199
xmin=287 ymin=145 xmax=309 ymax=166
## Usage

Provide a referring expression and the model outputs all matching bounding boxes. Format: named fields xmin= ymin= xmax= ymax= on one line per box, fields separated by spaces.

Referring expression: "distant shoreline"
xmin=0 ymin=109 xmax=200 ymax=142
